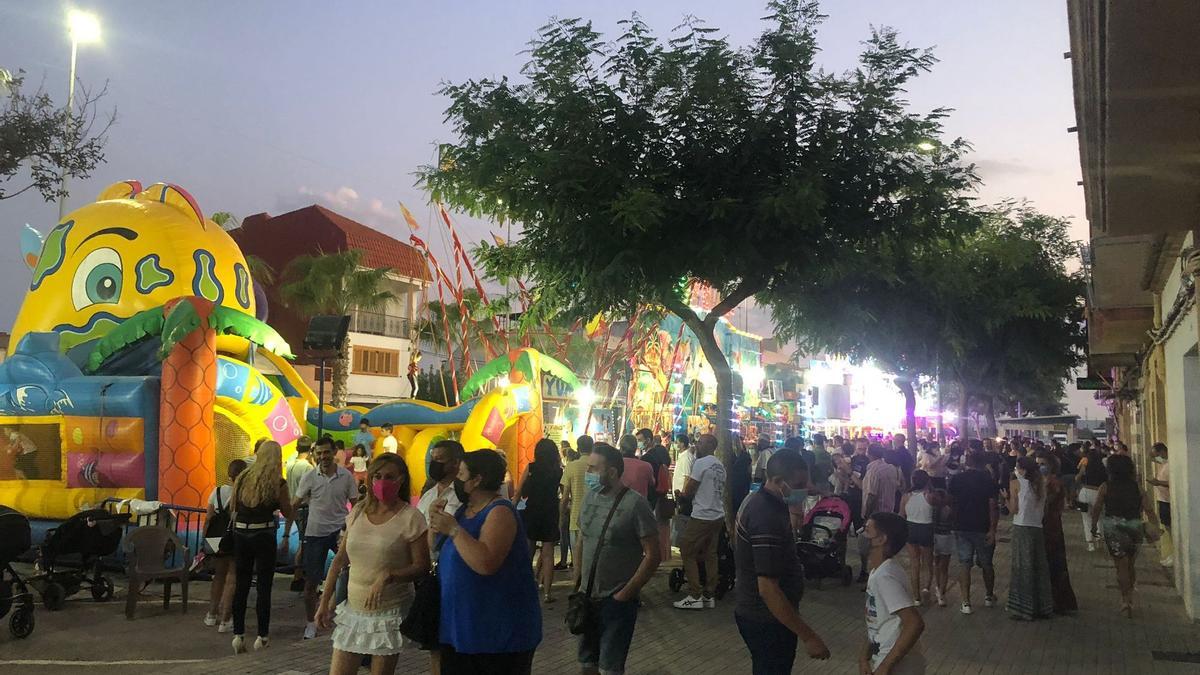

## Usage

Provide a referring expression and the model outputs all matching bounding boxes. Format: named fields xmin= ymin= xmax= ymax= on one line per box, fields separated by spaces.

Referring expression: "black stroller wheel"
xmin=668 ymin=568 xmax=684 ymax=593
xmin=10 ymin=604 xmax=33 ymax=638
xmin=91 ymin=577 xmax=114 ymax=602
xmin=41 ymin=582 xmax=66 ymax=611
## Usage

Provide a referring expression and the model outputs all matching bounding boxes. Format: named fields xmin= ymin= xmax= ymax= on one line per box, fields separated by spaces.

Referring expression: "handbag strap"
xmin=584 ymin=487 xmax=629 ymax=598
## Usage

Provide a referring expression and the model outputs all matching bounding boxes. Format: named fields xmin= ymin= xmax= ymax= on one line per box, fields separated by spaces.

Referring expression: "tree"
xmin=279 ymin=250 xmax=395 ymax=406
xmin=1 ymin=69 xmax=114 ymax=202
xmin=779 ymin=203 xmax=1084 ymax=444
xmin=946 ymin=205 xmax=1085 ymax=435
xmin=420 ymin=1 xmax=975 ymax=456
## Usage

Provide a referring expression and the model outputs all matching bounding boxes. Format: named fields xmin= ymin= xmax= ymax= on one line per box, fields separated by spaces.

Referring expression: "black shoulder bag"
xmin=204 ymin=486 xmax=234 ymax=554
xmin=566 ymin=488 xmax=629 ymax=635
xmin=401 ymin=505 xmax=461 ymax=648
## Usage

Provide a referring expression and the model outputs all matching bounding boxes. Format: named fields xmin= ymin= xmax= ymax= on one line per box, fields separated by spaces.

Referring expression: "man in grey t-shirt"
xmin=576 ymin=443 xmax=661 ymax=675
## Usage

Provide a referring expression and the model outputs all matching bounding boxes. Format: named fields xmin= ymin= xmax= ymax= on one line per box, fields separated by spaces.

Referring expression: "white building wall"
xmin=345 ymin=331 xmax=414 ymax=404
xmin=1160 ymin=242 xmax=1200 ymax=616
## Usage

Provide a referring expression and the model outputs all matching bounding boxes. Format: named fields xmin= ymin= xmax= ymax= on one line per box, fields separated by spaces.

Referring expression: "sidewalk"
xmin=3 ymin=512 xmax=1198 ymax=674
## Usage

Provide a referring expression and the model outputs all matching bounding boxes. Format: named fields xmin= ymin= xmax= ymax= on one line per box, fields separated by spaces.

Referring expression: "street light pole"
xmin=58 ymin=38 xmax=78 ymax=221
xmin=59 ymin=9 xmax=101 ymax=221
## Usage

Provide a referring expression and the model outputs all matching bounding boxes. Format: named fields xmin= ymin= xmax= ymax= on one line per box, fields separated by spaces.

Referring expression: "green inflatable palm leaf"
xmin=460 ymin=355 xmax=514 ymax=399
xmin=160 ymin=300 xmax=203 ymax=358
xmin=85 ymin=307 xmax=165 ymax=373
xmin=537 ymin=353 xmax=581 ymax=390
xmin=208 ymin=306 xmax=295 ymax=359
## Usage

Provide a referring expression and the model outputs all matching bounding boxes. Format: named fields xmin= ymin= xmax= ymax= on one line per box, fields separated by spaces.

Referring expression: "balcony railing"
xmin=349 ymin=310 xmax=411 ymax=339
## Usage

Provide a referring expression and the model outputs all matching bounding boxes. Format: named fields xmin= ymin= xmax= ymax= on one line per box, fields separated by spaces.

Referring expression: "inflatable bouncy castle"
xmin=0 ymin=181 xmax=578 ymax=521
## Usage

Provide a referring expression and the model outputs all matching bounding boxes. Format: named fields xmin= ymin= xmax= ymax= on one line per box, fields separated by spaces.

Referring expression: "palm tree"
xmin=279 ymin=249 xmax=395 ymax=406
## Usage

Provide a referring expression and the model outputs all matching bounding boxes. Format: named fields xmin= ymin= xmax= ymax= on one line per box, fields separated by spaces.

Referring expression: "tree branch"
xmin=702 ymin=278 xmax=765 ymax=329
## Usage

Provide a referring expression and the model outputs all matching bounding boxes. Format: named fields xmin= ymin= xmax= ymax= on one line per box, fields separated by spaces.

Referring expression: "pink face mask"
xmin=372 ymin=478 xmax=400 ymax=503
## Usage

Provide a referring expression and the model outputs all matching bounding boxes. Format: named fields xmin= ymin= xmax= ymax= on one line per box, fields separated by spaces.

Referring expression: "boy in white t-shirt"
xmin=379 ymin=423 xmax=399 ymax=454
xmin=863 ymin=512 xmax=926 ymax=674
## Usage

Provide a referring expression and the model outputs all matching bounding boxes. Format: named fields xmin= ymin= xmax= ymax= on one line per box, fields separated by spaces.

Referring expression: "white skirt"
xmin=331 ymin=602 xmax=410 ymax=656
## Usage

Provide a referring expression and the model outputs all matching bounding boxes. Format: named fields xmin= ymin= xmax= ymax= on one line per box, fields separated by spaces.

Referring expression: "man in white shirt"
xmin=674 ymin=434 xmax=727 ymax=610
xmin=672 ymin=434 xmax=696 ymax=495
xmin=281 ymin=436 xmax=314 ymax=571
xmin=417 ymin=439 xmax=465 ymax=523
xmin=863 ymin=512 xmax=925 ymax=674
xmin=379 ymin=423 xmax=399 ymax=455
xmin=293 ymin=437 xmax=357 ymax=639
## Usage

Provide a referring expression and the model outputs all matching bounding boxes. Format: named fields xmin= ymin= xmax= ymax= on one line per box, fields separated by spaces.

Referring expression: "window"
xmin=314 ymin=365 xmax=333 ymax=382
xmin=352 ymin=347 xmax=400 ymax=376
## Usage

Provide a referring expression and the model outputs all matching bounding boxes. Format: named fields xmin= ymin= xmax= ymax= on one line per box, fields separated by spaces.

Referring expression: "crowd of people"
xmin=193 ymin=427 xmax=1170 ymax=674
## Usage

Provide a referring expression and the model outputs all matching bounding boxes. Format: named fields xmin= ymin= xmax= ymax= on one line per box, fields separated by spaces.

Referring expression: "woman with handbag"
xmin=203 ymin=458 xmax=247 ymax=633
xmin=316 ymin=452 xmax=430 ymax=675
xmin=429 ymin=450 xmax=542 ymax=674
xmin=1089 ymin=454 xmax=1161 ymax=618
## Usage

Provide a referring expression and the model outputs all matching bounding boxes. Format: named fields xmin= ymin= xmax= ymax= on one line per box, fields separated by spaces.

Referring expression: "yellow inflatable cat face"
xmin=10 ymin=181 xmax=256 ymax=353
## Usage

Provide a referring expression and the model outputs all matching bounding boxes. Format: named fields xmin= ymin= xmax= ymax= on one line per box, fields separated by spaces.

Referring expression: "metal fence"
xmin=349 ymin=310 xmax=411 ymax=339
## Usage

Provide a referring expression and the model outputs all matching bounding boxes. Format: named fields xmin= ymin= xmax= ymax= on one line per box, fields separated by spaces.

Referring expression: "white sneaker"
xmin=303 ymin=622 xmax=317 ymax=640
xmin=231 ymin=635 xmax=246 ymax=654
xmin=1087 ymin=542 xmax=1096 ymax=552
xmin=673 ymin=596 xmax=705 ymax=610
xmin=960 ymin=603 xmax=973 ymax=615
xmin=914 ymin=598 xmax=922 ymax=607
xmin=935 ymin=588 xmax=947 ymax=608
xmin=703 ymin=596 xmax=715 ymax=609
xmin=984 ymin=595 xmax=997 ymax=608
xmin=1162 ymin=556 xmax=1174 ymax=567
xmin=253 ymin=636 xmax=269 ymax=651
xmin=217 ymin=619 xmax=233 ymax=633
xmin=204 ymin=612 xmax=218 ymax=627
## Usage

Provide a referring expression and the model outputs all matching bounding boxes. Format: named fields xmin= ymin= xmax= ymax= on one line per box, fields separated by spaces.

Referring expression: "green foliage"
xmin=280 ymin=249 xmax=395 ymax=316
xmin=421 ymin=1 xmax=975 ymax=453
xmin=1 ymin=69 xmax=114 ymax=202
xmin=776 ymin=202 xmax=1085 ymax=432
xmin=279 ymin=249 xmax=396 ymax=407
xmin=160 ymin=300 xmax=203 ymax=358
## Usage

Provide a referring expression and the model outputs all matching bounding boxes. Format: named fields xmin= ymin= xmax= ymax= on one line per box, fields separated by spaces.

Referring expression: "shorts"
xmin=577 ymin=596 xmax=640 ymax=673
xmin=933 ymin=533 xmax=955 ymax=557
xmin=303 ymin=531 xmax=341 ymax=583
xmin=953 ymin=530 xmax=994 ymax=570
xmin=907 ymin=522 xmax=933 ymax=547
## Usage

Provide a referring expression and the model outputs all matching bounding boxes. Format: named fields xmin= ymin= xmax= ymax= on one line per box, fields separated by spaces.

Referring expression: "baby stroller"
xmin=31 ymin=508 xmax=130 ymax=610
xmin=797 ymin=496 xmax=854 ymax=587
xmin=668 ymin=527 xmax=736 ymax=599
xmin=0 ymin=505 xmax=36 ymax=637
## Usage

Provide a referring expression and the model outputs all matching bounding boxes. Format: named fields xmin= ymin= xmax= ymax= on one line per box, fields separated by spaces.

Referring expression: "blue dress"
xmin=439 ymin=499 xmax=542 ymax=654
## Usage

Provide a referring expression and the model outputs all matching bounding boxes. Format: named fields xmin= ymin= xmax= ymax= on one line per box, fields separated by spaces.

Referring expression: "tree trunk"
xmin=159 ymin=299 xmax=217 ymax=510
xmin=985 ymin=395 xmax=998 ymax=439
xmin=332 ymin=337 xmax=350 ymax=407
xmin=896 ymin=378 xmax=918 ymax=458
xmin=677 ymin=315 xmax=734 ymax=463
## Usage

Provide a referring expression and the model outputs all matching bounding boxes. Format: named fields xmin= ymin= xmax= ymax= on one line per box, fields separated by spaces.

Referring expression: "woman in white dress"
xmin=316 ymin=452 xmax=430 ymax=675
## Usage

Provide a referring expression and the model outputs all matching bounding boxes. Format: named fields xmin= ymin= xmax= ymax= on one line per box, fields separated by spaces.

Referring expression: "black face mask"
xmin=453 ymin=478 xmax=469 ymax=504
xmin=428 ymin=460 xmax=447 ymax=482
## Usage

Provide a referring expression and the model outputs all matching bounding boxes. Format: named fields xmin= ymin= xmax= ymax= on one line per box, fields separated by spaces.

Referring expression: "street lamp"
xmin=59 ymin=9 xmax=102 ymax=220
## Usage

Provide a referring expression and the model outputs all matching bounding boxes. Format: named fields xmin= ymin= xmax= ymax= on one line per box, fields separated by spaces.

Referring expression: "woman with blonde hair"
xmin=230 ymin=440 xmax=293 ymax=654
xmin=316 ymin=452 xmax=429 ymax=674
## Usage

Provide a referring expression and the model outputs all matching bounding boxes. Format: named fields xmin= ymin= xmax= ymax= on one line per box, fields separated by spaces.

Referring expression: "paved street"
xmin=2 ymin=513 xmax=1198 ymax=674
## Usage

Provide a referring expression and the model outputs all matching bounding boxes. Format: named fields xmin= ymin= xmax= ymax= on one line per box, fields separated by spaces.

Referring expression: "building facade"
xmin=1068 ymin=0 xmax=1200 ymax=617
xmin=232 ymin=205 xmax=431 ymax=406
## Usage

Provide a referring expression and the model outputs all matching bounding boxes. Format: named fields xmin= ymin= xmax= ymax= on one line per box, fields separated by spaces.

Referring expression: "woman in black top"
xmin=1076 ymin=447 xmax=1108 ymax=551
xmin=1089 ymin=454 xmax=1160 ymax=618
xmin=230 ymin=440 xmax=293 ymax=653
xmin=518 ymin=438 xmax=562 ymax=602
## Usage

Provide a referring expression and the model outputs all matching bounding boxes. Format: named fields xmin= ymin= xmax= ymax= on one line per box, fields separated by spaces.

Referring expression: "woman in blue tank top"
xmin=428 ymin=449 xmax=541 ymax=674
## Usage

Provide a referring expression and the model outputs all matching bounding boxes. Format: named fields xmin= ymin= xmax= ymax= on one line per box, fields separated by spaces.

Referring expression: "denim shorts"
xmin=954 ymin=530 xmax=994 ymax=570
xmin=578 ymin=595 xmax=640 ymax=674
xmin=302 ymin=531 xmax=341 ymax=582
